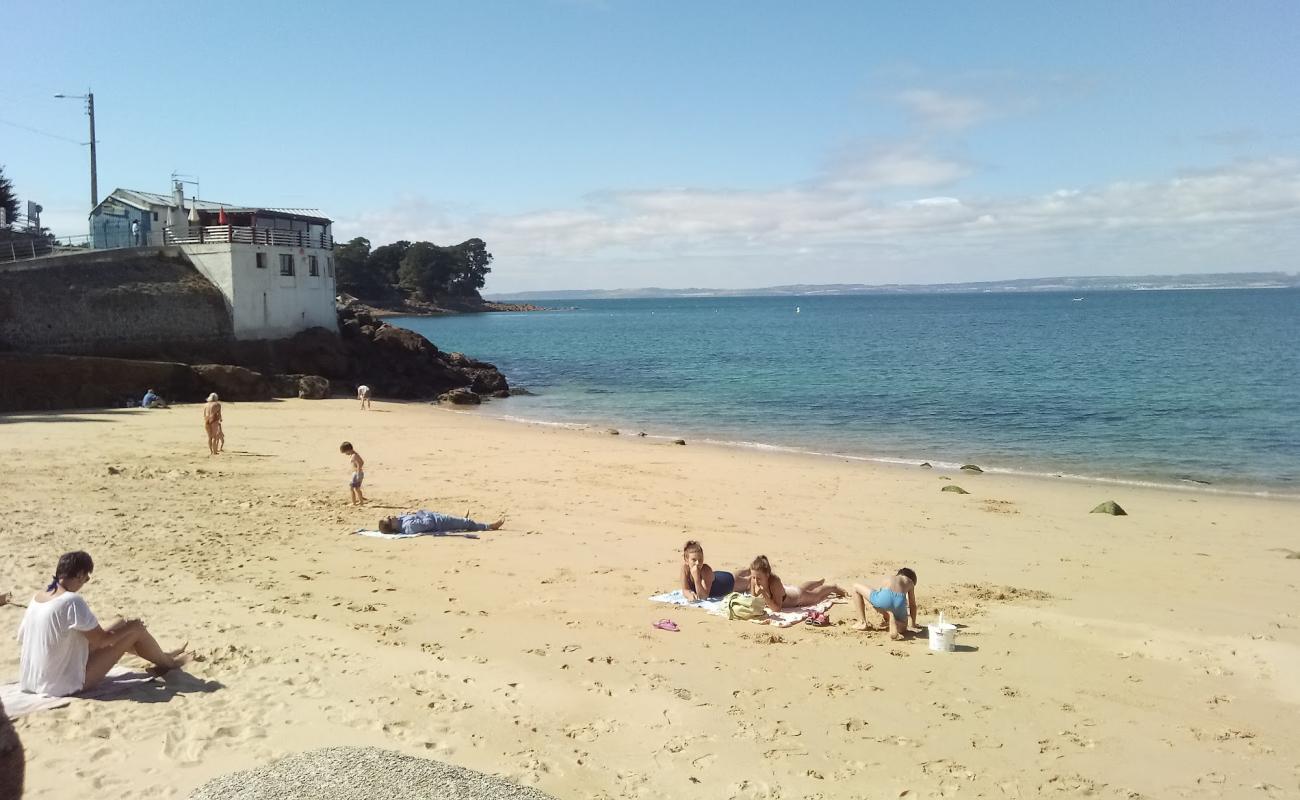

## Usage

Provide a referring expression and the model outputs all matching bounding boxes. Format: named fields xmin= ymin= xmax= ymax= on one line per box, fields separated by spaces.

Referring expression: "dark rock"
xmin=606 ymin=428 xmax=620 ymax=435
xmin=0 ymin=353 xmax=203 ymax=412
xmin=637 ymin=432 xmax=647 ymax=437
xmin=438 ymin=387 xmax=481 ymax=405
xmin=509 ymin=387 xmax=535 ymax=396
xmin=673 ymin=439 xmax=687 ymax=446
xmin=297 ymin=375 xmax=330 ymax=399
xmin=919 ymin=462 xmax=932 ymax=469
xmin=192 ymin=364 xmax=272 ymax=402
xmin=1090 ymin=500 xmax=1128 ymax=516
xmin=941 ymin=485 xmax=970 ymax=494
xmin=491 ymin=389 xmax=511 ymax=398
xmin=960 ymin=464 xmax=984 ymax=473
xmin=269 ymin=373 xmax=303 ymax=398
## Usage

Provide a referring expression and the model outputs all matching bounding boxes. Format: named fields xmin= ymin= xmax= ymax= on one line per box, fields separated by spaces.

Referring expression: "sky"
xmin=3 ymin=1 xmax=1299 ymax=293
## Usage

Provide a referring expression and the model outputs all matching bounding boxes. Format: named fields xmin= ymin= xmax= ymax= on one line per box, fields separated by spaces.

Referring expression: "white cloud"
xmin=335 ymin=156 xmax=1300 ymax=292
xmin=895 ymin=88 xmax=991 ymax=131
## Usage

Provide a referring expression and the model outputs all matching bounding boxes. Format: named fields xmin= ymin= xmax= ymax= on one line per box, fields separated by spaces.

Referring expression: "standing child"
xmin=340 ymin=441 xmax=366 ymax=505
xmin=678 ymin=540 xmax=736 ymax=601
xmin=357 ymin=384 xmax=372 ymax=410
xmin=850 ymin=568 xmax=918 ymax=640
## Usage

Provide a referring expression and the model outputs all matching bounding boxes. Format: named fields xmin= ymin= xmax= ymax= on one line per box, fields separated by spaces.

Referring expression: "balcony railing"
xmin=164 ymin=225 xmax=334 ymax=250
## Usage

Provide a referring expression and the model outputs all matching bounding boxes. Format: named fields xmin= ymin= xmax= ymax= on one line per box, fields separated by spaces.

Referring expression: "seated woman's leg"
xmin=84 ymin=621 xmax=190 ymax=689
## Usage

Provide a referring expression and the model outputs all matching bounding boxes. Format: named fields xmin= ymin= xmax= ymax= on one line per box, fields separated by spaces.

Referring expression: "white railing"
xmin=164 ymin=225 xmax=333 ymax=249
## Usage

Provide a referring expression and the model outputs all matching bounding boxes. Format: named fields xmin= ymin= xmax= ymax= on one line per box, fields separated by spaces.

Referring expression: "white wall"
xmin=183 ymin=242 xmax=337 ymax=340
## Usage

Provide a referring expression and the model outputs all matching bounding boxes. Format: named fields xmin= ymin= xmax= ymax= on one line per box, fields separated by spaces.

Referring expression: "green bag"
xmin=724 ymin=592 xmax=766 ymax=621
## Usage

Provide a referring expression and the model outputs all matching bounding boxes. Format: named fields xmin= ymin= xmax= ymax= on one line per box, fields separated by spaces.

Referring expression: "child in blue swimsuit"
xmin=850 ymin=568 xmax=918 ymax=640
xmin=679 ymin=540 xmax=736 ymax=601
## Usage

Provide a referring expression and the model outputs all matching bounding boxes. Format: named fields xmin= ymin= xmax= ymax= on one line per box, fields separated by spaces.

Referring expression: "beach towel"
xmin=2 ymin=668 xmax=157 ymax=719
xmin=649 ymin=590 xmax=836 ymax=628
xmin=353 ymin=529 xmax=480 ymax=540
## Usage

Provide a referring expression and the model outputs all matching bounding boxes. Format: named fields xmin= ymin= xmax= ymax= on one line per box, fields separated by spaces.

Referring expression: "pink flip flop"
xmin=652 ymin=619 xmax=680 ymax=632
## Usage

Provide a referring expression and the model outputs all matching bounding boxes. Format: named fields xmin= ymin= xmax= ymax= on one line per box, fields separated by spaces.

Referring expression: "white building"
xmin=90 ymin=184 xmax=338 ymax=340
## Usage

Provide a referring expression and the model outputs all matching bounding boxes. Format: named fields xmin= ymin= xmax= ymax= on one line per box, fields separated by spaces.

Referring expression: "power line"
xmin=0 ymin=117 xmax=85 ymax=145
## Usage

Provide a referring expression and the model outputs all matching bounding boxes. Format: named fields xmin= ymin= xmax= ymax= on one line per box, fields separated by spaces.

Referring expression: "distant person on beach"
xmin=679 ymin=540 xmax=736 ymax=600
xmin=203 ymin=393 xmax=224 ymax=455
xmin=340 ymin=442 xmax=367 ymax=505
xmin=140 ymin=389 xmax=166 ymax=409
xmin=378 ymin=510 xmax=505 ymax=535
xmin=357 ymin=384 xmax=372 ymax=410
xmin=849 ymin=568 xmax=918 ymax=640
xmin=16 ymin=551 xmax=192 ymax=697
xmin=747 ymin=555 xmax=845 ymax=612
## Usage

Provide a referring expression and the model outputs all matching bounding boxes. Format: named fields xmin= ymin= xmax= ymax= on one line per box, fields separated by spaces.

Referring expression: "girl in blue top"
xmin=850 ymin=568 xmax=918 ymax=640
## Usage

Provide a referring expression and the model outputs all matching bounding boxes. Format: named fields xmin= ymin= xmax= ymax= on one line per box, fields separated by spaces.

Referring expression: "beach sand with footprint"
xmin=1 ymin=399 xmax=1298 ymax=798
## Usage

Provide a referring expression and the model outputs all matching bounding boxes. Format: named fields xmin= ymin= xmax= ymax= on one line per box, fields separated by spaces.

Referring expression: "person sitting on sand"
xmin=378 ymin=510 xmax=505 ymax=535
xmin=679 ymin=540 xmax=736 ymax=600
xmin=746 ymin=555 xmax=845 ymax=612
xmin=140 ymin=388 xmax=166 ymax=409
xmin=17 ymin=551 xmax=192 ymax=696
xmin=849 ymin=568 xmax=918 ymax=640
xmin=357 ymin=384 xmax=372 ymax=410
xmin=203 ymin=393 xmax=224 ymax=455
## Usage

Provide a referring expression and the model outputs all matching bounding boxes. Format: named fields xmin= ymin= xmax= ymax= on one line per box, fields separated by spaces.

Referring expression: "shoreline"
xmin=467 ymin=403 xmax=1300 ymax=501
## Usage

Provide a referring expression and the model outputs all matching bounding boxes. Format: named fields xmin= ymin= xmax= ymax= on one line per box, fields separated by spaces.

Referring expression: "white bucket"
xmin=928 ymin=622 xmax=958 ymax=652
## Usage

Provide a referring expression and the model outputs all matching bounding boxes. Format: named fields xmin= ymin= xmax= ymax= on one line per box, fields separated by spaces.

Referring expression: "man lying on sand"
xmin=747 ymin=555 xmax=845 ymax=612
xmin=17 ymin=551 xmax=192 ymax=696
xmin=378 ymin=510 xmax=505 ymax=535
xmin=849 ymin=568 xmax=918 ymax=640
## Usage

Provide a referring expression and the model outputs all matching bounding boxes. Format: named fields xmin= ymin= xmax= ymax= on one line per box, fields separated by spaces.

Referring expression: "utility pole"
xmin=54 ymin=91 xmax=98 ymax=211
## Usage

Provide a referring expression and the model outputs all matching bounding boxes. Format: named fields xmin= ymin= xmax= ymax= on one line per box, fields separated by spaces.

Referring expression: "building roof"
xmin=94 ymin=188 xmax=329 ymax=222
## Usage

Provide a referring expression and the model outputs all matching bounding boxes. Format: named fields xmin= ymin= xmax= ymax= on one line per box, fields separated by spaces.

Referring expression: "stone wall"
xmin=0 ymin=248 xmax=232 ymax=358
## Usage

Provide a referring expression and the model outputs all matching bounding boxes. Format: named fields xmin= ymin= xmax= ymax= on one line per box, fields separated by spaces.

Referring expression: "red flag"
xmin=218 ymin=206 xmax=228 ymax=225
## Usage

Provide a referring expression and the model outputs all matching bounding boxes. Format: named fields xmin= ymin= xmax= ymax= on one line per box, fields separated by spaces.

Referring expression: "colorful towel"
xmin=2 ymin=668 xmax=157 ymax=719
xmin=353 ymin=529 xmax=480 ymax=540
xmin=650 ymin=590 xmax=835 ymax=627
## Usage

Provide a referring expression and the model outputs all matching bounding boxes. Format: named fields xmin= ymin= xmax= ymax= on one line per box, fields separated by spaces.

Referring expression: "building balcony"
xmin=164 ymin=225 xmax=334 ymax=250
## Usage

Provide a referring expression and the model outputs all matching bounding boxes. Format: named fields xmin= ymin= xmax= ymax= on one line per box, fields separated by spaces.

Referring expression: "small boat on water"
xmin=1071 ymin=297 xmax=1084 ymax=302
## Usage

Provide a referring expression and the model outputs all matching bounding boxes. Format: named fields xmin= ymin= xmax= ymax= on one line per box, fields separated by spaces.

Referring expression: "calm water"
xmin=393 ymin=290 xmax=1300 ymax=495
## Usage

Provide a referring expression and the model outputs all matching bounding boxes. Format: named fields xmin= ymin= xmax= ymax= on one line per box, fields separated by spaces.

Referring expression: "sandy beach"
xmin=2 ymin=398 xmax=1299 ymax=799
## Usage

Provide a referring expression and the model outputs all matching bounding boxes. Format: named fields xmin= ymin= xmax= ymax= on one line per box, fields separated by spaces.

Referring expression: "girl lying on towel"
xmin=679 ymin=540 xmax=738 ymax=601
xmin=747 ymin=555 xmax=845 ymax=612
xmin=17 ymin=551 xmax=192 ymax=697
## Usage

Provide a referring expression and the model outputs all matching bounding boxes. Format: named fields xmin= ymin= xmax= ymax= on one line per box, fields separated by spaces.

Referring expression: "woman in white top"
xmin=17 ymin=551 xmax=191 ymax=696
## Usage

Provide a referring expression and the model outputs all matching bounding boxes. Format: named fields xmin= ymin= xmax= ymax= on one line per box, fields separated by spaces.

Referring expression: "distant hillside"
xmin=487 ymin=272 xmax=1300 ymax=301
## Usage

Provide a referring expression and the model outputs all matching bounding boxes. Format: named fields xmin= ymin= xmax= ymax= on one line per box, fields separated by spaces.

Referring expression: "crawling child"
xmin=850 ymin=568 xmax=918 ymax=640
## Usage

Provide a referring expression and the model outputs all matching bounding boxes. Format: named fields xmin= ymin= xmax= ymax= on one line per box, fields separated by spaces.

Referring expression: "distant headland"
xmin=488 ymin=271 xmax=1300 ymax=301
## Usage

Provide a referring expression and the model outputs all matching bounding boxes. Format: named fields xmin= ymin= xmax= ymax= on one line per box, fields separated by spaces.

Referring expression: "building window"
xmin=308 ymin=255 xmax=319 ymax=276
xmin=152 ymin=211 xmax=159 ymax=221
xmin=279 ymin=254 xmax=295 ymax=276
xmin=256 ymin=252 xmax=267 ymax=269
xmin=327 ymin=256 xmax=335 ymax=278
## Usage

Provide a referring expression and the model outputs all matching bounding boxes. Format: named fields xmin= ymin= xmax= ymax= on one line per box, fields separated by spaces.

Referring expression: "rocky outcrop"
xmin=297 ymin=375 xmax=330 ymax=399
xmin=960 ymin=464 xmax=984 ymax=473
xmin=941 ymin=485 xmax=970 ymax=494
xmin=192 ymin=364 xmax=272 ymax=402
xmin=0 ymin=352 xmax=203 ymax=411
xmin=438 ymin=387 xmax=481 ymax=405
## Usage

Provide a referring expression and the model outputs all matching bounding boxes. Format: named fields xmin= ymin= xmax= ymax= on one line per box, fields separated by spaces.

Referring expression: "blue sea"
xmin=392 ymin=290 xmax=1300 ymax=496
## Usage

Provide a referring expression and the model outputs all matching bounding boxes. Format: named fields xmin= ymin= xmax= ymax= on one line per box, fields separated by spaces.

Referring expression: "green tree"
xmin=396 ymin=241 xmax=452 ymax=299
xmin=0 ymin=165 xmax=18 ymax=228
xmin=447 ymin=238 xmax=493 ymax=295
xmin=367 ymin=240 xmax=411 ymax=286
xmin=333 ymin=236 xmax=372 ymax=295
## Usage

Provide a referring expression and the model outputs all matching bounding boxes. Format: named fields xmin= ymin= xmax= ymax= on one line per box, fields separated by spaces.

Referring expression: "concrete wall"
xmin=183 ymin=242 xmax=337 ymax=340
xmin=0 ymin=249 xmax=233 ymax=356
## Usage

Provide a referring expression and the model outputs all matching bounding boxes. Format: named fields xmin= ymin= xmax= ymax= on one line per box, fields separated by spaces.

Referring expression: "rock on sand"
xmin=941 ymin=485 xmax=970 ymax=494
xmin=189 ymin=746 xmax=557 ymax=800
xmin=1090 ymin=500 xmax=1128 ymax=516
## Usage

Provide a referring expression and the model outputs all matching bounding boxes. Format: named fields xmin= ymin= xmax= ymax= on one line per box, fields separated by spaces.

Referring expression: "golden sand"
xmin=2 ymin=399 xmax=1298 ymax=798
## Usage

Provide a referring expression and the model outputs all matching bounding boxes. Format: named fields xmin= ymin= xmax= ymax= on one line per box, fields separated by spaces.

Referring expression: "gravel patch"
xmin=188 ymin=746 xmax=558 ymax=800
